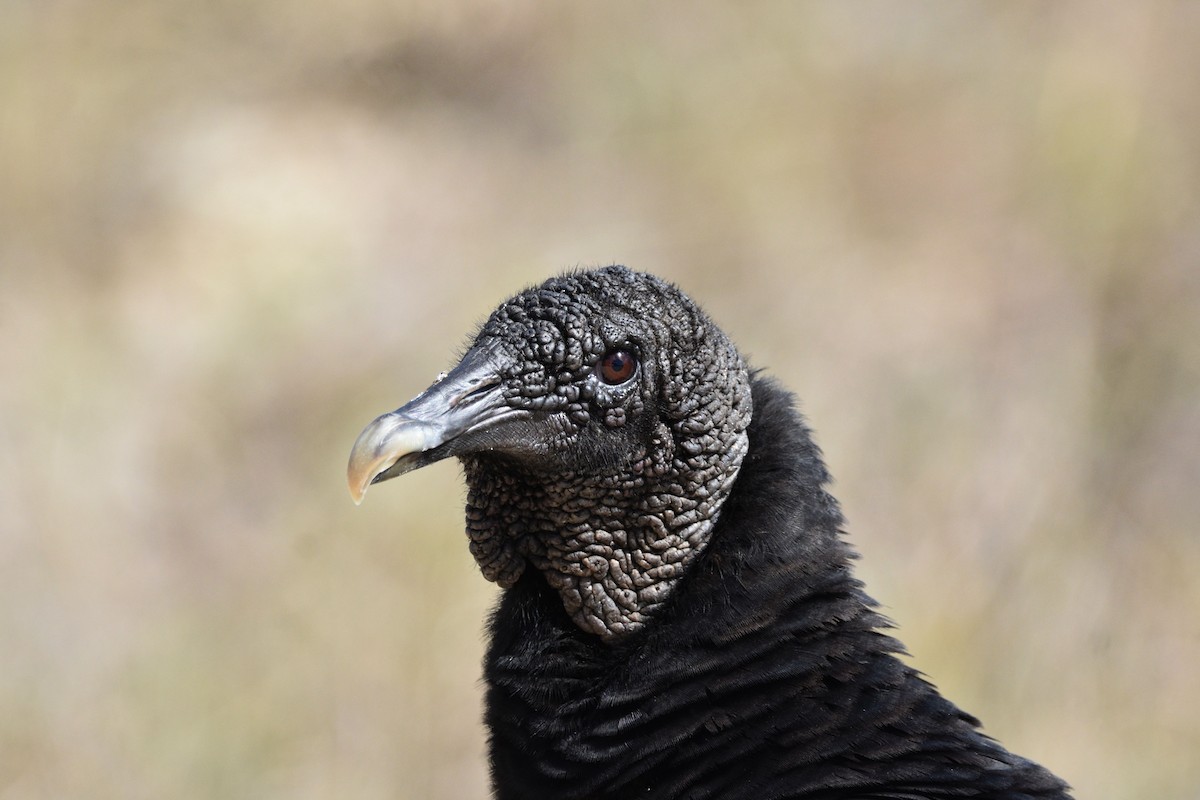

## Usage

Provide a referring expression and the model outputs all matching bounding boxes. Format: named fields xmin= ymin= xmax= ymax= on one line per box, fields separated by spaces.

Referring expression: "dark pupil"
xmin=600 ymin=350 xmax=635 ymax=384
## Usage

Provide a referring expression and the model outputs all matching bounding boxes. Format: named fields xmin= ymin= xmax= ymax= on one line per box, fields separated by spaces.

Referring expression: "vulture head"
xmin=348 ymin=266 xmax=752 ymax=637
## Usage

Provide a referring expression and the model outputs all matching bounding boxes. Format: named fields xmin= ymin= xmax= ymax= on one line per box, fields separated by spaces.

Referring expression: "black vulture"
xmin=348 ymin=266 xmax=1071 ymax=800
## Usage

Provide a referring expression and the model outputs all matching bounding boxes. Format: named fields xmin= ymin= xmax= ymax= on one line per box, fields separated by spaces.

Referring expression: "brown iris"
xmin=598 ymin=350 xmax=637 ymax=384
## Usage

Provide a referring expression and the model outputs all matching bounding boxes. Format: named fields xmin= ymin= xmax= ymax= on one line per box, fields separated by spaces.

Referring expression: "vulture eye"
xmin=598 ymin=350 xmax=637 ymax=384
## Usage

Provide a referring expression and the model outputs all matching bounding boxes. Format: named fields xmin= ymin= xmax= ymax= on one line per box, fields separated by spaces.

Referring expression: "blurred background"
xmin=2 ymin=2 xmax=1198 ymax=798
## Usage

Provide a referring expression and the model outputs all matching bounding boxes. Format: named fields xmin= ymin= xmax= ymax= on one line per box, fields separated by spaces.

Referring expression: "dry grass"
xmin=2 ymin=3 xmax=1198 ymax=798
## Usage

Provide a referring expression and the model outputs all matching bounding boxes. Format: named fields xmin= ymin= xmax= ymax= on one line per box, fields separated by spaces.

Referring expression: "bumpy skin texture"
xmin=460 ymin=268 xmax=751 ymax=637
xmin=373 ymin=266 xmax=1072 ymax=799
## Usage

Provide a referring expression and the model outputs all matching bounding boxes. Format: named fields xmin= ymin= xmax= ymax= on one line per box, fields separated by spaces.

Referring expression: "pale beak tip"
xmin=347 ymin=412 xmax=436 ymax=506
xmin=347 ymin=449 xmax=388 ymax=506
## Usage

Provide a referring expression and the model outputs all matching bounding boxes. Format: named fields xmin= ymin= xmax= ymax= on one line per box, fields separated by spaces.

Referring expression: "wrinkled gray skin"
xmin=457 ymin=267 xmax=752 ymax=638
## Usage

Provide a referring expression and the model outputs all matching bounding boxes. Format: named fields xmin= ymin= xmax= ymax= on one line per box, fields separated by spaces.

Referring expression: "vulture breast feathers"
xmin=348 ymin=265 xmax=1072 ymax=800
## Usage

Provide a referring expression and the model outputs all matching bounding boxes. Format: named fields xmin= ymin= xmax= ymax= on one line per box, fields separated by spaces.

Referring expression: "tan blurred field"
xmin=2 ymin=2 xmax=1198 ymax=798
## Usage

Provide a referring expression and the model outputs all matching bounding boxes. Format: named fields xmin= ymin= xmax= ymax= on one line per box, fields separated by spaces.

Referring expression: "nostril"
xmin=455 ymin=376 xmax=501 ymax=405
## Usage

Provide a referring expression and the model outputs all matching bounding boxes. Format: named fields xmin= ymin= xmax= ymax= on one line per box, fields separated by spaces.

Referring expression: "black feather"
xmin=483 ymin=375 xmax=1069 ymax=799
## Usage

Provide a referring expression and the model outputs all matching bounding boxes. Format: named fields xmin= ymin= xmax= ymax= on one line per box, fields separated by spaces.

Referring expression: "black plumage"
xmin=348 ymin=266 xmax=1071 ymax=800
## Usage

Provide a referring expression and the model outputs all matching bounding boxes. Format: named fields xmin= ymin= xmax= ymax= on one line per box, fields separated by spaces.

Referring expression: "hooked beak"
xmin=347 ymin=345 xmax=515 ymax=504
